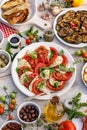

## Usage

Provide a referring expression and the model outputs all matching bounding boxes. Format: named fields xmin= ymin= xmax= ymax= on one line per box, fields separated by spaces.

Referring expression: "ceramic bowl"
xmin=17 ymin=101 xmax=41 ymax=124
xmin=0 ymin=50 xmax=11 ymax=72
xmin=82 ymin=62 xmax=87 ymax=86
xmin=0 ymin=120 xmax=23 ymax=130
xmin=0 ymin=30 xmax=4 ymax=46
xmin=8 ymin=34 xmax=21 ymax=47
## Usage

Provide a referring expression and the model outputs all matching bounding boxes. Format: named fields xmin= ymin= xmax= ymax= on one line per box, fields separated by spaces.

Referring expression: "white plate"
xmin=0 ymin=0 xmax=36 ymax=26
xmin=11 ymin=42 xmax=76 ymax=100
xmin=53 ymin=8 xmax=87 ymax=48
xmin=82 ymin=63 xmax=87 ymax=86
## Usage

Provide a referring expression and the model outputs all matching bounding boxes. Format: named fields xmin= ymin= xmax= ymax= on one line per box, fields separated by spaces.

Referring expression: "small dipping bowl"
xmin=0 ymin=120 xmax=23 ymax=130
xmin=0 ymin=30 xmax=4 ymax=46
xmin=8 ymin=34 xmax=21 ymax=47
xmin=17 ymin=101 xmax=41 ymax=124
xmin=0 ymin=50 xmax=11 ymax=72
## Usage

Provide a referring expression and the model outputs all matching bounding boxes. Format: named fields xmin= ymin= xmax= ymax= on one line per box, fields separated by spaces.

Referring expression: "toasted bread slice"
xmin=84 ymin=67 xmax=87 ymax=73
xmin=83 ymin=73 xmax=87 ymax=83
xmin=1 ymin=0 xmax=26 ymax=11
xmin=2 ymin=2 xmax=30 ymax=15
xmin=2 ymin=9 xmax=29 ymax=24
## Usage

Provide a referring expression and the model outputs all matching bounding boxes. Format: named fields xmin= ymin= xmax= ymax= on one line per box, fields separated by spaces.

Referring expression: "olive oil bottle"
xmin=44 ymin=96 xmax=64 ymax=122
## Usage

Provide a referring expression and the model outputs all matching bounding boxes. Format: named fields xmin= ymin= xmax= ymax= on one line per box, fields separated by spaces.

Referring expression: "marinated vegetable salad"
xmin=16 ymin=46 xmax=75 ymax=95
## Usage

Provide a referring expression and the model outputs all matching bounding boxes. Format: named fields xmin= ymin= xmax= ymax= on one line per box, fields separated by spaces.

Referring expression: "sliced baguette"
xmin=2 ymin=3 xmax=30 ymax=16
xmin=1 ymin=0 xmax=26 ymax=11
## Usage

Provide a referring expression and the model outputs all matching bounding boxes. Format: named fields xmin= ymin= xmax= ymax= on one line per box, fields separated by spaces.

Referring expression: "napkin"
xmin=0 ymin=22 xmax=18 ymax=38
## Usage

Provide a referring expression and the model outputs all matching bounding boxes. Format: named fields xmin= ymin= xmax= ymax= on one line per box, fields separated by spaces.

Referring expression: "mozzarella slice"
xmin=19 ymin=71 xmax=32 ymax=84
xmin=18 ymin=59 xmax=31 ymax=68
xmin=46 ymin=47 xmax=51 ymax=60
xmin=29 ymin=76 xmax=39 ymax=91
xmin=40 ymin=69 xmax=50 ymax=80
xmin=49 ymin=76 xmax=63 ymax=86
xmin=38 ymin=81 xmax=51 ymax=94
xmin=66 ymin=63 xmax=70 ymax=69
xmin=55 ymin=68 xmax=66 ymax=74
xmin=50 ymin=56 xmax=63 ymax=67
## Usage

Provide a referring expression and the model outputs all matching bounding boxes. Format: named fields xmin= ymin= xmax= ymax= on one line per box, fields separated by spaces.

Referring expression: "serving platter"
xmin=11 ymin=42 xmax=76 ymax=100
xmin=53 ymin=8 xmax=87 ymax=48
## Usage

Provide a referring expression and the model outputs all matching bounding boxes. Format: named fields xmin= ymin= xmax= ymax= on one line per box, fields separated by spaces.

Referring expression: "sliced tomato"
xmin=24 ymin=73 xmax=38 ymax=88
xmin=58 ymin=120 xmax=76 ymax=130
xmin=85 ymin=116 xmax=87 ymax=130
xmin=32 ymin=78 xmax=43 ymax=95
xmin=47 ymin=47 xmax=58 ymax=66
xmin=36 ymin=46 xmax=48 ymax=64
xmin=46 ymin=80 xmax=65 ymax=91
xmin=23 ymin=54 xmax=38 ymax=69
xmin=36 ymin=46 xmax=48 ymax=54
xmin=18 ymin=66 xmax=31 ymax=77
xmin=53 ymin=71 xmax=72 ymax=81
xmin=62 ymin=55 xmax=68 ymax=66
xmin=35 ymin=63 xmax=46 ymax=74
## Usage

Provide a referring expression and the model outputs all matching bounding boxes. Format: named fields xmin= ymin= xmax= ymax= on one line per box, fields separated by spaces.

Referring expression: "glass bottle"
xmin=44 ymin=96 xmax=64 ymax=122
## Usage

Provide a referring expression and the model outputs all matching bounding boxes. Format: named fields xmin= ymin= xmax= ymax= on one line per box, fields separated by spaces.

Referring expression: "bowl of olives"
xmin=17 ymin=101 xmax=41 ymax=124
xmin=0 ymin=30 xmax=4 ymax=46
xmin=0 ymin=50 xmax=11 ymax=72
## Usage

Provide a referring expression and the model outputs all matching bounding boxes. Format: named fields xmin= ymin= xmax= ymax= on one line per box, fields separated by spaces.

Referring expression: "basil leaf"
xmin=16 ymin=67 xmax=19 ymax=73
xmin=49 ymin=50 xmax=54 ymax=60
xmin=59 ymin=50 xmax=64 ymax=55
xmin=54 ymin=81 xmax=59 ymax=88
xmin=59 ymin=64 xmax=67 ymax=72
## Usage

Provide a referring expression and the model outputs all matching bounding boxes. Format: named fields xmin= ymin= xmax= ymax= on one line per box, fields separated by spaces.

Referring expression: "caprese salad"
xmin=16 ymin=46 xmax=75 ymax=95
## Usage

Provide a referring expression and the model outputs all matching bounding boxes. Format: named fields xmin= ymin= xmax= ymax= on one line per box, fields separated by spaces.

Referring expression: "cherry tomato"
xmin=0 ymin=107 xmax=4 ymax=115
xmin=0 ymin=104 xmax=4 ymax=109
xmin=47 ymin=47 xmax=58 ymax=66
xmin=62 ymin=55 xmax=68 ymax=66
xmin=10 ymin=93 xmax=16 ymax=99
xmin=46 ymin=81 xmax=66 ymax=91
xmin=26 ymin=38 xmax=32 ymax=45
xmin=32 ymin=78 xmax=43 ymax=95
xmin=9 ymin=104 xmax=15 ymax=110
xmin=11 ymin=99 xmax=16 ymax=105
xmin=53 ymin=72 xmax=72 ymax=81
xmin=35 ymin=63 xmax=46 ymax=73
xmin=0 ymin=96 xmax=6 ymax=103
xmin=58 ymin=120 xmax=76 ymax=130
xmin=85 ymin=116 xmax=87 ymax=130
xmin=8 ymin=114 xmax=13 ymax=120
xmin=29 ymin=34 xmax=34 ymax=40
xmin=82 ymin=53 xmax=87 ymax=58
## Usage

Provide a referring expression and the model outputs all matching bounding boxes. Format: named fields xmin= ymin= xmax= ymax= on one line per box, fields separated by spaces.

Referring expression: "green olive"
xmin=4 ymin=59 xmax=8 ymax=64
xmin=81 ymin=49 xmax=87 ymax=54
xmin=12 ymin=90 xmax=17 ymax=94
xmin=0 ymin=55 xmax=6 ymax=60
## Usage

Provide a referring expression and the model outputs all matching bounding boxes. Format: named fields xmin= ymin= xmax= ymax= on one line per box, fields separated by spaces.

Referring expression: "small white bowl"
xmin=0 ymin=120 xmax=23 ymax=130
xmin=0 ymin=50 xmax=11 ymax=72
xmin=0 ymin=30 xmax=4 ymax=46
xmin=81 ymin=62 xmax=87 ymax=86
xmin=8 ymin=34 xmax=21 ymax=47
xmin=17 ymin=101 xmax=41 ymax=124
